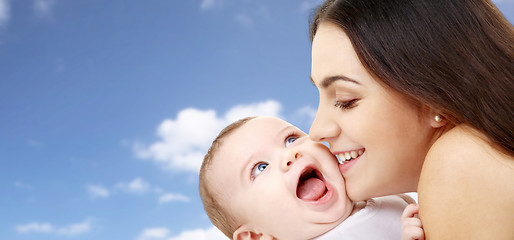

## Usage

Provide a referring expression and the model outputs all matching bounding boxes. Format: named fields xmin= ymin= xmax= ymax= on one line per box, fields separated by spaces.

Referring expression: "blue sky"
xmin=1 ymin=0 xmax=512 ymax=239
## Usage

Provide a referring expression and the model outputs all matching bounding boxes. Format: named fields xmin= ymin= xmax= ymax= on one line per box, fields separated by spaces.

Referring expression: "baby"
xmin=199 ymin=116 xmax=422 ymax=239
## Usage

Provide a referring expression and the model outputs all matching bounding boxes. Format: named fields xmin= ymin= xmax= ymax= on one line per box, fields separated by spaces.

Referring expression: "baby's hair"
xmin=199 ymin=116 xmax=257 ymax=238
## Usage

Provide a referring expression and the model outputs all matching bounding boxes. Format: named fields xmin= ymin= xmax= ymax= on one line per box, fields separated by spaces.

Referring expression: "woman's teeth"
xmin=337 ymin=150 xmax=363 ymax=164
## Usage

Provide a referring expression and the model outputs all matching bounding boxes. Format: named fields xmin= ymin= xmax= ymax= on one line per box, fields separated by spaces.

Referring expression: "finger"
xmin=403 ymin=226 xmax=425 ymax=240
xmin=402 ymin=217 xmax=423 ymax=229
xmin=401 ymin=203 xmax=419 ymax=219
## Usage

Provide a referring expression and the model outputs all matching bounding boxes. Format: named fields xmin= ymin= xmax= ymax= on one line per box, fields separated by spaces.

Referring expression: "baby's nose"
xmin=282 ymin=151 xmax=302 ymax=171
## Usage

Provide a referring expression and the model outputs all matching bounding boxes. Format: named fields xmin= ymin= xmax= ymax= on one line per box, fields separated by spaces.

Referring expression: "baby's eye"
xmin=285 ymin=136 xmax=298 ymax=147
xmin=251 ymin=162 xmax=268 ymax=179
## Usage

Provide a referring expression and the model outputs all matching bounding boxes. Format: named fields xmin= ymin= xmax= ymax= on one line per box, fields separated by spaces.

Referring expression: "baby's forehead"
xmin=209 ymin=116 xmax=302 ymax=171
xmin=233 ymin=116 xmax=296 ymax=134
xmin=207 ymin=119 xmax=275 ymax=177
xmin=220 ymin=117 xmax=306 ymax=151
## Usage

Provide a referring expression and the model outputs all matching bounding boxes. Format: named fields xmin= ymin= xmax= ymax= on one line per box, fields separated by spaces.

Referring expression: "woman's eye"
xmin=285 ymin=136 xmax=298 ymax=147
xmin=334 ymin=99 xmax=359 ymax=110
xmin=251 ymin=162 xmax=268 ymax=179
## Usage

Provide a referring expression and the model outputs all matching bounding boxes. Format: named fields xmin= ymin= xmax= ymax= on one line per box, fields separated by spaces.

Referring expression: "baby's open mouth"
xmin=296 ymin=168 xmax=328 ymax=201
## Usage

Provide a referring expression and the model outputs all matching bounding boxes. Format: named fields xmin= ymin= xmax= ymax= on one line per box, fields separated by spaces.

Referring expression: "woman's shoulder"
xmin=426 ymin=124 xmax=513 ymax=167
xmin=425 ymin=125 xmax=508 ymax=161
xmin=418 ymin=124 xmax=514 ymax=239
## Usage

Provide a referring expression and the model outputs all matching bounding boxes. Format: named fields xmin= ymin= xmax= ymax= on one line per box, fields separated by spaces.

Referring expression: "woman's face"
xmin=309 ymin=22 xmax=436 ymax=201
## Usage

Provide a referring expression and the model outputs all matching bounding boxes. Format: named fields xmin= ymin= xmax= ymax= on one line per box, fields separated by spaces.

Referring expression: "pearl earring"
xmin=434 ymin=115 xmax=442 ymax=122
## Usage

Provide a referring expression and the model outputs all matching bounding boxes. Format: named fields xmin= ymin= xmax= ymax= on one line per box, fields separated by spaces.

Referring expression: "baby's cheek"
xmin=338 ymin=164 xmax=345 ymax=175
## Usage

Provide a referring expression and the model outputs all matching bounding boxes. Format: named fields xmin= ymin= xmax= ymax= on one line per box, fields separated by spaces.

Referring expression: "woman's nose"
xmin=309 ymin=107 xmax=340 ymax=142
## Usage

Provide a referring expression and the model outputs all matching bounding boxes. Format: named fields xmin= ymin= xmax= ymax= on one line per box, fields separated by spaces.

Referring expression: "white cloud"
xmin=116 ymin=177 xmax=151 ymax=194
xmin=136 ymin=227 xmax=170 ymax=240
xmin=87 ymin=184 xmax=110 ymax=199
xmin=0 ymin=0 xmax=10 ymax=27
xmin=235 ymin=13 xmax=253 ymax=28
xmin=15 ymin=222 xmax=53 ymax=234
xmin=158 ymin=193 xmax=190 ymax=204
xmin=86 ymin=178 xmax=185 ymax=203
xmin=168 ymin=226 xmax=227 ymax=240
xmin=33 ymin=0 xmax=56 ymax=18
xmin=15 ymin=220 xmax=91 ymax=236
xmin=255 ymin=5 xmax=271 ymax=21
xmin=296 ymin=105 xmax=317 ymax=119
xmin=134 ymin=99 xmax=282 ymax=173
xmin=55 ymin=57 xmax=66 ymax=72
xmin=27 ymin=139 xmax=44 ymax=148
xmin=288 ymin=105 xmax=317 ymax=131
xmin=14 ymin=181 xmax=33 ymax=190
xmin=224 ymin=100 xmax=282 ymax=122
xmin=200 ymin=0 xmax=224 ymax=10
xmin=54 ymin=221 xmax=91 ymax=236
xmin=136 ymin=226 xmax=227 ymax=240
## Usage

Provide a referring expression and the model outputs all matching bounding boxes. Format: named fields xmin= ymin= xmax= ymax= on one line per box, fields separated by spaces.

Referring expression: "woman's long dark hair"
xmin=310 ymin=0 xmax=514 ymax=156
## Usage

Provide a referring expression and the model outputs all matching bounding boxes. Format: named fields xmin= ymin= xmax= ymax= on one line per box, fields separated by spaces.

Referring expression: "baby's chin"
xmin=279 ymin=216 xmax=346 ymax=240
xmin=262 ymin=209 xmax=348 ymax=240
xmin=311 ymin=204 xmax=351 ymax=227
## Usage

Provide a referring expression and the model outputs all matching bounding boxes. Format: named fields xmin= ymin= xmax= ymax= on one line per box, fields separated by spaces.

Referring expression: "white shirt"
xmin=314 ymin=195 xmax=408 ymax=240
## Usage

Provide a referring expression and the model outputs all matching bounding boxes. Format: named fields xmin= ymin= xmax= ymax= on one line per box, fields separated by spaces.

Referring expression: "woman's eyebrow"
xmin=310 ymin=75 xmax=360 ymax=88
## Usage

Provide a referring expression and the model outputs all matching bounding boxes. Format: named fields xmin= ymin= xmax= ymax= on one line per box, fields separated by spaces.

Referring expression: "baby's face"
xmin=210 ymin=117 xmax=353 ymax=239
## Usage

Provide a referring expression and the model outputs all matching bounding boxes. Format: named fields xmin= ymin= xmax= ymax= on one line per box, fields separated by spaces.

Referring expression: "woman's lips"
xmin=335 ymin=148 xmax=365 ymax=164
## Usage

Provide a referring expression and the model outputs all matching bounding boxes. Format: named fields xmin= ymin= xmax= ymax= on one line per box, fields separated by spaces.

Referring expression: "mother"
xmin=308 ymin=0 xmax=513 ymax=238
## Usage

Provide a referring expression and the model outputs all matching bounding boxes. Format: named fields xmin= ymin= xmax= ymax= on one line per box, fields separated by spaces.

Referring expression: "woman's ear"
xmin=430 ymin=114 xmax=448 ymax=128
xmin=233 ymin=225 xmax=274 ymax=240
xmin=422 ymin=105 xmax=448 ymax=128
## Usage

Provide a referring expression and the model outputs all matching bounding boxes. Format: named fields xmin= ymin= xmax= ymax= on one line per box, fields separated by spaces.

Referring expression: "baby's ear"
xmin=233 ymin=225 xmax=274 ymax=240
